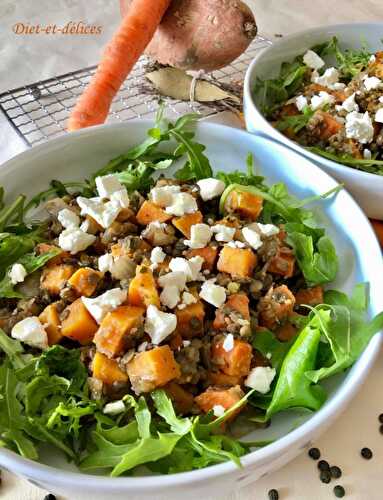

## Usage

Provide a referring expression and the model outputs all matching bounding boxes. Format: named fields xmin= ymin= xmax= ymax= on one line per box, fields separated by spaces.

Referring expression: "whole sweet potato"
xmin=120 ymin=0 xmax=257 ymax=71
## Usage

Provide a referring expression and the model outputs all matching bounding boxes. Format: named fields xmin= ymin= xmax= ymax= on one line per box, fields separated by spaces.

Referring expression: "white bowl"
xmin=0 ymin=121 xmax=382 ymax=499
xmin=244 ymin=22 xmax=383 ymax=220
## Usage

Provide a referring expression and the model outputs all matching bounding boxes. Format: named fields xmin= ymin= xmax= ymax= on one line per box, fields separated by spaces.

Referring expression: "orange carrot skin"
xmin=68 ymin=0 xmax=171 ymax=131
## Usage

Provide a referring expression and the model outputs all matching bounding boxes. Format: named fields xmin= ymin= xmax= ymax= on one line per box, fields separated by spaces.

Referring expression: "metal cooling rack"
xmin=0 ymin=35 xmax=272 ymax=147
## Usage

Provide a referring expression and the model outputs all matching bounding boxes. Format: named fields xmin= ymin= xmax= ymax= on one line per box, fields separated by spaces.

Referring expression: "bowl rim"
xmin=243 ymin=21 xmax=383 ymax=182
xmin=0 ymin=119 xmax=382 ymax=491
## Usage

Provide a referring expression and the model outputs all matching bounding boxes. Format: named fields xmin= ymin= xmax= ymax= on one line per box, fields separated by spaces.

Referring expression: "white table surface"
xmin=1 ymin=1 xmax=383 ymax=499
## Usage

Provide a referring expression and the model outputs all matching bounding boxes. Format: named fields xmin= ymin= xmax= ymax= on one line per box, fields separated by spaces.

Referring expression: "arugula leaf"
xmin=275 ymin=106 xmax=315 ymax=133
xmin=24 ymin=181 xmax=88 ymax=213
xmin=0 ymin=328 xmax=26 ymax=370
xmin=252 ymin=330 xmax=295 ymax=372
xmin=306 ymin=147 xmax=383 ymax=176
xmin=151 ymin=390 xmax=191 ymax=435
xmin=216 ymin=153 xmax=265 ymax=187
xmin=0 ymin=194 xmax=26 ymax=232
xmin=0 ymin=229 xmax=44 ymax=279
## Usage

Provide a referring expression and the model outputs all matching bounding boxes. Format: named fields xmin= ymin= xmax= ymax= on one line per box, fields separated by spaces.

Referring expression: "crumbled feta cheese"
xmin=199 ymin=281 xmax=226 ymax=308
xmin=364 ymin=76 xmax=382 ymax=91
xmin=77 ymin=196 xmax=121 ymax=228
xmin=303 ymin=50 xmax=325 ymax=70
xmin=182 ymin=340 xmax=191 ymax=347
xmin=363 ymin=148 xmax=372 ymax=159
xmin=137 ymin=341 xmax=148 ymax=352
xmin=370 ymin=54 xmax=376 ymax=63
xmin=79 ymin=219 xmax=91 ymax=233
xmin=379 ymin=96 xmax=383 ymax=103
xmin=310 ymin=91 xmax=335 ymax=110
xmin=11 ymin=317 xmax=48 ymax=350
xmin=160 ymin=285 xmax=181 ymax=309
xmin=58 ymin=228 xmax=96 ymax=254
xmin=212 ymin=404 xmax=226 ymax=418
xmin=165 ymin=192 xmax=198 ymax=216
xmin=182 ymin=291 xmax=197 ymax=306
xmin=82 ymin=288 xmax=127 ymax=323
xmin=242 ymin=227 xmax=263 ymax=250
xmin=295 ymin=95 xmax=308 ymax=111
xmin=103 ymin=400 xmax=126 ymax=415
xmin=311 ymin=67 xmax=340 ymax=89
xmin=95 ymin=174 xmax=124 ymax=199
xmin=150 ymin=247 xmax=166 ymax=267
xmin=375 ymin=108 xmax=383 ymax=123
xmin=98 ymin=253 xmax=134 ymax=280
xmin=211 ymin=224 xmax=236 ymax=242
xmin=57 ymin=208 xmax=80 ymax=229
xmin=222 ymin=334 xmax=234 ymax=353
xmin=184 ymin=223 xmax=212 ymax=249
xmin=144 ymin=305 xmax=177 ymax=344
xmin=332 ymin=82 xmax=346 ymax=90
xmin=9 ymin=263 xmax=27 ymax=285
xmin=226 ymin=240 xmax=246 ymax=248
xmin=98 ymin=253 xmax=115 ymax=273
xmin=158 ymin=271 xmax=187 ymax=291
xmin=196 ymin=178 xmax=225 ymax=201
xmin=245 ymin=366 xmax=276 ymax=394
xmin=257 ymin=223 xmax=280 ymax=237
xmin=345 ymin=111 xmax=374 ymax=144
xmin=266 ymin=352 xmax=272 ymax=360
xmin=169 ymin=256 xmax=204 ymax=281
xmin=150 ymin=185 xmax=180 ymax=207
xmin=341 ymin=93 xmax=359 ymax=113
xmin=110 ymin=189 xmax=130 ymax=209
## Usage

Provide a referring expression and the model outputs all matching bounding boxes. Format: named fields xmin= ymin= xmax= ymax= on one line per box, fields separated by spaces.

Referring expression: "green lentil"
xmin=330 ymin=466 xmax=342 ymax=479
xmin=333 ymin=485 xmax=345 ymax=498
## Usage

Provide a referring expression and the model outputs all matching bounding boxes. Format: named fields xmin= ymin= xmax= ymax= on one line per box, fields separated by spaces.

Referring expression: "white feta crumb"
xmin=364 ymin=76 xmax=382 ymax=91
xmin=182 ymin=340 xmax=191 ymax=347
xmin=213 ymin=404 xmax=226 ymax=418
xmin=77 ymin=196 xmax=121 ymax=228
xmin=345 ymin=111 xmax=374 ymax=144
xmin=110 ymin=188 xmax=130 ymax=209
xmin=245 ymin=366 xmax=276 ymax=394
xmin=226 ymin=240 xmax=246 ymax=248
xmin=303 ymin=50 xmax=325 ymax=70
xmin=266 ymin=352 xmax=272 ymax=360
xmin=341 ymin=93 xmax=359 ymax=113
xmin=310 ymin=91 xmax=335 ymax=111
xmin=242 ymin=227 xmax=263 ymax=250
xmin=160 ymin=285 xmax=181 ymax=309
xmin=137 ymin=341 xmax=148 ymax=352
xmin=98 ymin=253 xmax=115 ymax=273
xmin=58 ymin=228 xmax=96 ymax=254
xmin=95 ymin=174 xmax=124 ymax=199
xmin=295 ymin=95 xmax=308 ymax=111
xmin=222 ymin=334 xmax=234 ymax=353
xmin=369 ymin=54 xmax=376 ymax=63
xmin=182 ymin=291 xmax=197 ymax=306
xmin=98 ymin=253 xmax=133 ymax=280
xmin=103 ymin=400 xmax=126 ymax=415
xmin=199 ymin=281 xmax=226 ymax=308
xmin=144 ymin=305 xmax=177 ymax=344
xmin=379 ymin=96 xmax=383 ymax=103
xmin=363 ymin=148 xmax=372 ymax=159
xmin=375 ymin=108 xmax=383 ymax=123
xmin=9 ymin=263 xmax=27 ymax=285
xmin=257 ymin=223 xmax=280 ymax=237
xmin=184 ymin=224 xmax=212 ymax=249
xmin=158 ymin=271 xmax=187 ymax=291
xmin=332 ymin=82 xmax=346 ymax=90
xmin=165 ymin=192 xmax=198 ymax=216
xmin=57 ymin=208 xmax=80 ymax=229
xmin=79 ymin=219 xmax=91 ymax=233
xmin=150 ymin=185 xmax=180 ymax=207
xmin=196 ymin=178 xmax=225 ymax=201
xmin=311 ymin=67 xmax=340 ymax=89
xmin=82 ymin=288 xmax=127 ymax=323
xmin=169 ymin=256 xmax=204 ymax=281
xmin=211 ymin=224 xmax=236 ymax=242
xmin=150 ymin=247 xmax=166 ymax=266
xmin=11 ymin=317 xmax=48 ymax=350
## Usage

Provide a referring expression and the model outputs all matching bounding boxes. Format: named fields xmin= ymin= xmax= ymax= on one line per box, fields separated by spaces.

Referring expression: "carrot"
xmin=67 ymin=0 xmax=171 ymax=130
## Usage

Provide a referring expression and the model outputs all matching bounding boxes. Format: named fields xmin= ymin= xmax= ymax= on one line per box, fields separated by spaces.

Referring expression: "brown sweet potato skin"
xmin=120 ymin=0 xmax=257 ymax=71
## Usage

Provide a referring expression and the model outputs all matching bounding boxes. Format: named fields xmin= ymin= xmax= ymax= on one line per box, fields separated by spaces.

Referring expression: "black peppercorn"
xmin=318 ymin=459 xmax=330 ymax=471
xmin=361 ymin=447 xmax=373 ymax=459
xmin=268 ymin=489 xmax=279 ymax=500
xmin=320 ymin=470 xmax=331 ymax=484
xmin=380 ymin=424 xmax=383 ymax=435
xmin=333 ymin=485 xmax=345 ymax=498
xmin=44 ymin=495 xmax=57 ymax=500
xmin=379 ymin=413 xmax=383 ymax=423
xmin=308 ymin=447 xmax=321 ymax=460
xmin=330 ymin=465 xmax=342 ymax=479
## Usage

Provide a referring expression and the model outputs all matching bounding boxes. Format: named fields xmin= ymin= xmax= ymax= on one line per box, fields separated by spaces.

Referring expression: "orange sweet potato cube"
xmin=195 ymin=385 xmax=245 ymax=421
xmin=41 ymin=263 xmax=77 ymax=295
xmin=61 ymin=298 xmax=98 ymax=344
xmin=36 ymin=243 xmax=69 ymax=265
xmin=258 ymin=285 xmax=296 ymax=330
xmin=227 ymin=190 xmax=263 ymax=220
xmin=172 ymin=211 xmax=203 ymax=237
xmin=175 ymin=293 xmax=205 ymax=339
xmin=94 ymin=305 xmax=144 ymax=357
xmin=92 ymin=351 xmax=128 ymax=384
xmin=127 ymin=345 xmax=181 ymax=394
xmin=217 ymin=246 xmax=257 ymax=278
xmin=39 ymin=303 xmax=62 ymax=345
xmin=213 ymin=293 xmax=249 ymax=329
xmin=268 ymin=247 xmax=295 ymax=278
xmin=295 ymin=286 xmax=324 ymax=307
xmin=164 ymin=381 xmax=194 ymax=414
xmin=136 ymin=200 xmax=172 ymax=225
xmin=68 ymin=267 xmax=103 ymax=297
xmin=186 ymin=246 xmax=218 ymax=271
xmin=208 ymin=371 xmax=243 ymax=387
xmin=128 ymin=265 xmax=160 ymax=308
xmin=211 ymin=338 xmax=252 ymax=377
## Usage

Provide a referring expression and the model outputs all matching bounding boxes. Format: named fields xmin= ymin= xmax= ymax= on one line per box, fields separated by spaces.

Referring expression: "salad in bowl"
xmin=0 ymin=111 xmax=382 ymax=479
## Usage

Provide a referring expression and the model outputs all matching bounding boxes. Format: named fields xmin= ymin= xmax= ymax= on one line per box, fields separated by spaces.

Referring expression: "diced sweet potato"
xmin=94 ymin=305 xmax=145 ymax=357
xmin=313 ymin=111 xmax=343 ymax=140
xmin=258 ymin=285 xmax=296 ymax=330
xmin=175 ymin=291 xmax=205 ymax=339
xmin=226 ymin=190 xmax=263 ymax=220
xmin=208 ymin=371 xmax=243 ymax=387
xmin=268 ymin=247 xmax=295 ymax=278
xmin=275 ymin=321 xmax=298 ymax=342
xmin=128 ymin=265 xmax=160 ymax=308
xmin=136 ymin=200 xmax=172 ymax=225
xmin=61 ymin=298 xmax=98 ymax=344
xmin=211 ymin=338 xmax=252 ymax=377
xmin=213 ymin=293 xmax=249 ymax=329
xmin=217 ymin=246 xmax=257 ymax=278
xmin=307 ymin=84 xmax=346 ymax=103
xmin=295 ymin=286 xmax=324 ymax=307
xmin=369 ymin=51 xmax=383 ymax=78
xmin=36 ymin=243 xmax=69 ymax=265
xmin=39 ymin=303 xmax=62 ymax=345
xmin=68 ymin=267 xmax=103 ymax=297
xmin=111 ymin=238 xmax=151 ymax=258
xmin=127 ymin=345 xmax=181 ymax=394
xmin=92 ymin=351 xmax=128 ymax=384
xmin=169 ymin=332 xmax=183 ymax=351
xmin=164 ymin=381 xmax=194 ymax=414
xmin=195 ymin=385 xmax=245 ymax=421
xmin=172 ymin=211 xmax=203 ymax=237
xmin=186 ymin=246 xmax=218 ymax=271
xmin=41 ymin=264 xmax=77 ymax=295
